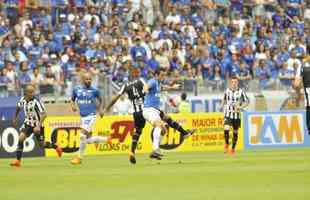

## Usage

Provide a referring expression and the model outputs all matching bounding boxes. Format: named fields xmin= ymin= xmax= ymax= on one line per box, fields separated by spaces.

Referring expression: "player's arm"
xmin=104 ymin=84 xmax=126 ymax=114
xmin=71 ymin=89 xmax=78 ymax=112
xmin=34 ymin=99 xmax=47 ymax=133
xmin=143 ymin=82 xmax=150 ymax=94
xmin=161 ymin=83 xmax=180 ymax=91
xmin=12 ymin=103 xmax=21 ymax=127
xmin=294 ymin=75 xmax=302 ymax=89
xmin=240 ymin=90 xmax=250 ymax=110
xmin=104 ymin=94 xmax=122 ymax=112
xmin=221 ymin=91 xmax=227 ymax=110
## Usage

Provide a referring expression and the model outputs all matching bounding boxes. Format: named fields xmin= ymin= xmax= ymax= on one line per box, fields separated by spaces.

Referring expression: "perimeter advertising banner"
xmin=0 ymin=120 xmax=45 ymax=158
xmin=243 ymin=111 xmax=310 ymax=149
xmin=44 ymin=113 xmax=244 ymax=157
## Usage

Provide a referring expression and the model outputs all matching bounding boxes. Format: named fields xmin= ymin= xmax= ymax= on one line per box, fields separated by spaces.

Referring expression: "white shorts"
xmin=142 ymin=107 xmax=161 ymax=125
xmin=81 ymin=115 xmax=96 ymax=132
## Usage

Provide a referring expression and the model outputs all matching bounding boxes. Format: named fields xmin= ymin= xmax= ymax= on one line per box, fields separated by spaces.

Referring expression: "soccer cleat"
xmin=183 ymin=129 xmax=196 ymax=139
xmin=10 ymin=159 xmax=21 ymax=167
xmin=224 ymin=144 xmax=229 ymax=154
xmin=150 ymin=151 xmax=163 ymax=160
xmin=70 ymin=157 xmax=82 ymax=165
xmin=129 ymin=152 xmax=136 ymax=164
xmin=230 ymin=149 xmax=236 ymax=155
xmin=55 ymin=146 xmax=63 ymax=157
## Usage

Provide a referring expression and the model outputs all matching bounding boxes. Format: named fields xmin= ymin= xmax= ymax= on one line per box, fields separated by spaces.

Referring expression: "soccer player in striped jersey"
xmin=10 ymin=85 xmax=62 ymax=167
xmin=221 ymin=77 xmax=249 ymax=155
xmin=104 ymin=67 xmax=146 ymax=164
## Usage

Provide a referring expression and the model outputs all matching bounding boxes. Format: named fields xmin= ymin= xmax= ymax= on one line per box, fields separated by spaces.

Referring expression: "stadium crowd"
xmin=0 ymin=0 xmax=309 ymax=98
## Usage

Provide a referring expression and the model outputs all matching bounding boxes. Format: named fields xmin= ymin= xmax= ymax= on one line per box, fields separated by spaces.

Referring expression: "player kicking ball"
xmin=10 ymin=85 xmax=62 ymax=167
xmin=221 ymin=77 xmax=249 ymax=155
xmin=70 ymin=73 xmax=111 ymax=165
xmin=143 ymin=69 xmax=195 ymax=160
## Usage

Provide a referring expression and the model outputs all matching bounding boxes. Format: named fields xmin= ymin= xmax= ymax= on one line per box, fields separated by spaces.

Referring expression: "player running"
xmin=221 ymin=77 xmax=249 ymax=155
xmin=104 ymin=67 xmax=146 ymax=164
xmin=10 ymin=85 xmax=62 ymax=167
xmin=143 ymin=69 xmax=195 ymax=160
xmin=70 ymin=72 xmax=111 ymax=165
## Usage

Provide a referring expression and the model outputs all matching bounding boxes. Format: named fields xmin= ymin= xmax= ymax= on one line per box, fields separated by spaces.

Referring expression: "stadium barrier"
xmin=243 ymin=111 xmax=310 ymax=149
xmin=0 ymin=120 xmax=45 ymax=158
xmin=187 ymin=91 xmax=295 ymax=113
xmin=44 ymin=113 xmax=244 ymax=157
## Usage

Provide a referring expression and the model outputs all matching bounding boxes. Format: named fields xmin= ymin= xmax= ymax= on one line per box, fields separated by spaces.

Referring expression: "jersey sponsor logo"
xmin=77 ymin=99 xmax=93 ymax=104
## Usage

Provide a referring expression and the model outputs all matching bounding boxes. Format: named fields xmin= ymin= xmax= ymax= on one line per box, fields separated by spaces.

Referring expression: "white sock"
xmin=79 ymin=134 xmax=87 ymax=158
xmin=153 ymin=127 xmax=162 ymax=151
xmin=86 ymin=136 xmax=107 ymax=144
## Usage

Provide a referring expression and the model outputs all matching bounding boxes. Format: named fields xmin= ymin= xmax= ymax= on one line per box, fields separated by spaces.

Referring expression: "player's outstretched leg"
xmin=164 ymin=116 xmax=195 ymax=138
xmin=34 ymin=130 xmax=63 ymax=157
xmin=10 ymin=133 xmax=26 ymax=167
xmin=44 ymin=141 xmax=63 ymax=157
xmin=71 ymin=132 xmax=111 ymax=165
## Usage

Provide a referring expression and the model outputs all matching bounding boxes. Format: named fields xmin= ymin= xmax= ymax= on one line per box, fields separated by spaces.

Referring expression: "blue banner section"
xmin=190 ymin=97 xmax=222 ymax=113
xmin=243 ymin=111 xmax=310 ymax=149
xmin=0 ymin=97 xmax=24 ymax=121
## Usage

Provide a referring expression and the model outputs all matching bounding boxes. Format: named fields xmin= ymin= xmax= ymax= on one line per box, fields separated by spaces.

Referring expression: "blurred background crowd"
xmin=0 ymin=0 xmax=309 ymax=99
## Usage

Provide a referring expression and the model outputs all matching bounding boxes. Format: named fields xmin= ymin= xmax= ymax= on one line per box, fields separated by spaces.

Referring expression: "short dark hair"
xmin=231 ymin=76 xmax=238 ymax=80
xmin=154 ymin=68 xmax=165 ymax=76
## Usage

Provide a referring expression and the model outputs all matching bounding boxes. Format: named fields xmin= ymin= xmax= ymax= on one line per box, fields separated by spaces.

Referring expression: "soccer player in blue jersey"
xmin=143 ymin=69 xmax=195 ymax=160
xmin=70 ymin=73 xmax=111 ymax=165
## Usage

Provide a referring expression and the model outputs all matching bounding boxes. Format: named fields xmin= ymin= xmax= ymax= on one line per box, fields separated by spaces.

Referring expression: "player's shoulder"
xmin=17 ymin=96 xmax=26 ymax=105
xmin=18 ymin=96 xmax=25 ymax=102
xmin=73 ymin=85 xmax=83 ymax=92
xmin=239 ymin=87 xmax=245 ymax=92
xmin=33 ymin=96 xmax=42 ymax=102
xmin=139 ymin=77 xmax=147 ymax=85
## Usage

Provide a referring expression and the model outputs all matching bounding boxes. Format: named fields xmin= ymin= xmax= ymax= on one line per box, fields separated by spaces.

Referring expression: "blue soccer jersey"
xmin=72 ymin=86 xmax=101 ymax=117
xmin=144 ymin=78 xmax=161 ymax=109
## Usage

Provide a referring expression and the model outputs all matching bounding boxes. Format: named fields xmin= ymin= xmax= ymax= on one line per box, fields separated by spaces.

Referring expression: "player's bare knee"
xmin=19 ymin=133 xmax=26 ymax=141
xmin=81 ymin=129 xmax=91 ymax=138
xmin=80 ymin=133 xmax=87 ymax=140
xmin=224 ymin=125 xmax=230 ymax=131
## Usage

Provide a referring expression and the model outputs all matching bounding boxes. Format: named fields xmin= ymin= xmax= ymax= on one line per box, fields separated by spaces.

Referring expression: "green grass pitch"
xmin=0 ymin=149 xmax=309 ymax=200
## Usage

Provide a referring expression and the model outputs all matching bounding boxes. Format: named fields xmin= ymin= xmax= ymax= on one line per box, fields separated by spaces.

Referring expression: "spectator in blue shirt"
xmin=278 ymin=61 xmax=295 ymax=89
xmin=200 ymin=50 xmax=215 ymax=81
xmin=287 ymin=0 xmax=304 ymax=17
xmin=18 ymin=61 xmax=31 ymax=94
xmin=255 ymin=59 xmax=273 ymax=90
xmin=130 ymin=37 xmax=147 ymax=62
xmin=147 ymin=49 xmax=160 ymax=73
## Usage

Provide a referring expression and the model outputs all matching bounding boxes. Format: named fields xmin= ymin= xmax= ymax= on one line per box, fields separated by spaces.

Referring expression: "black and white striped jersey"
xmin=223 ymin=88 xmax=249 ymax=119
xmin=296 ymin=61 xmax=310 ymax=107
xmin=118 ymin=78 xmax=146 ymax=113
xmin=17 ymin=96 xmax=46 ymax=127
